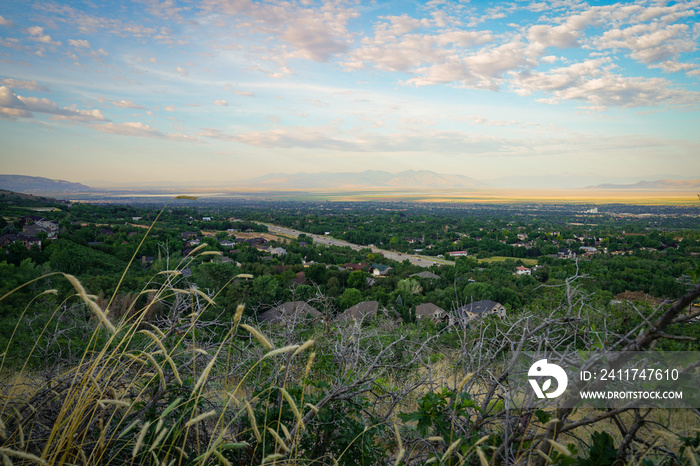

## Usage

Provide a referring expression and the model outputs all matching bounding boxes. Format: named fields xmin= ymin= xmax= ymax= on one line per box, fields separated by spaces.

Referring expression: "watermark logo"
xmin=528 ymin=359 xmax=568 ymax=399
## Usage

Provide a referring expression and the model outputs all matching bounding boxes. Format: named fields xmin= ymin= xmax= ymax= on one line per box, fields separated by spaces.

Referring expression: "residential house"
xmin=18 ymin=215 xmax=43 ymax=225
xmin=35 ymin=219 xmax=58 ymax=238
xmin=0 ymin=234 xmax=17 ymax=248
xmin=337 ymin=301 xmax=379 ymax=323
xmin=258 ymin=301 xmax=322 ymax=325
xmin=22 ymin=224 xmax=49 ymax=238
xmin=219 ymin=240 xmax=236 ymax=248
xmin=456 ymin=300 xmax=506 ymax=320
xmin=343 ymin=262 xmax=368 ymax=271
xmin=558 ymin=248 xmax=575 ymax=259
xmin=447 ymin=251 xmax=468 ymax=257
xmin=515 ymin=266 xmax=531 ymax=276
xmin=415 ymin=303 xmax=449 ymax=324
xmin=292 ymin=272 xmax=307 ymax=285
xmin=411 ymin=271 xmax=439 ymax=280
xmin=370 ymin=263 xmax=393 ymax=276
xmin=269 ymin=247 xmax=287 ymax=256
xmin=16 ymin=235 xmax=41 ymax=249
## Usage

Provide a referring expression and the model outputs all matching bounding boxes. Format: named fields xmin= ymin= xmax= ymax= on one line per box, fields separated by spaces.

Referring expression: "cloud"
xmin=202 ymin=0 xmax=356 ymax=62
xmin=31 ymin=1 xmax=175 ymax=42
xmin=0 ymin=15 xmax=13 ymax=27
xmin=113 ymin=100 xmax=145 ymax=109
xmin=26 ymin=26 xmax=62 ymax=46
xmin=593 ymin=22 xmax=698 ymax=73
xmin=234 ymin=91 xmax=255 ymax=96
xmin=68 ymin=39 xmax=90 ymax=48
xmin=0 ymin=86 xmax=105 ymax=121
xmin=94 ymin=121 xmax=198 ymax=141
xmin=1 ymin=79 xmax=50 ymax=92
xmin=512 ymin=58 xmax=700 ymax=109
xmin=175 ymin=66 xmax=188 ymax=76
xmin=200 ymin=125 xmax=513 ymax=154
xmin=0 ymin=86 xmax=32 ymax=119
xmin=214 ymin=100 xmax=228 ymax=106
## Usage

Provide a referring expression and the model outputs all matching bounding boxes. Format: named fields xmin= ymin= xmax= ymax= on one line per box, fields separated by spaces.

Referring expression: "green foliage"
xmin=338 ymin=287 xmax=363 ymax=310
xmin=577 ymin=431 xmax=617 ymax=466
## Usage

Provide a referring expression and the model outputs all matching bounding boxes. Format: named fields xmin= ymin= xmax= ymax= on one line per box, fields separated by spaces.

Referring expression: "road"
xmin=261 ymin=223 xmax=454 ymax=268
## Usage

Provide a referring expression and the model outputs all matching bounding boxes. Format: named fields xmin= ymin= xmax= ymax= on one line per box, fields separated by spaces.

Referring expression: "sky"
xmin=0 ymin=0 xmax=699 ymax=189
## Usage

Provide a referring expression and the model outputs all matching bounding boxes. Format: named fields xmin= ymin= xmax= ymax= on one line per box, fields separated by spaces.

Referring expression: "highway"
xmin=261 ymin=223 xmax=454 ymax=268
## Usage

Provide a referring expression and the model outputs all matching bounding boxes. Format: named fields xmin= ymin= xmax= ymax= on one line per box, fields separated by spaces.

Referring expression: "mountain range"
xmin=587 ymin=179 xmax=700 ymax=190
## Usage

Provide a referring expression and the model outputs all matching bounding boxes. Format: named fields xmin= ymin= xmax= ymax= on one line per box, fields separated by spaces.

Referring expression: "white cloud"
xmin=2 ymin=79 xmax=50 ymax=92
xmin=26 ymin=25 xmax=62 ymax=46
xmin=0 ymin=86 xmax=105 ymax=121
xmin=214 ymin=100 xmax=228 ymax=106
xmin=594 ymin=22 xmax=698 ymax=72
xmin=512 ymin=58 xmax=700 ymax=109
xmin=0 ymin=15 xmax=13 ymax=27
xmin=68 ymin=39 xmax=90 ymax=48
xmin=94 ymin=121 xmax=197 ymax=141
xmin=113 ymin=100 xmax=145 ymax=109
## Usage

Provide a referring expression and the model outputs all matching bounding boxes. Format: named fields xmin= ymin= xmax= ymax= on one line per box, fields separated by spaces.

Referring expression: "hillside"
xmin=0 ymin=189 xmax=64 ymax=207
xmin=0 ymin=175 xmax=96 ymax=195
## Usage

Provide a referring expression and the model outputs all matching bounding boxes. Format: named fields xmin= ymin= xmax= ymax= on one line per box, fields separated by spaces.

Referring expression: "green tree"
xmin=347 ymin=270 xmax=365 ymax=290
xmin=339 ymin=288 xmax=363 ymax=310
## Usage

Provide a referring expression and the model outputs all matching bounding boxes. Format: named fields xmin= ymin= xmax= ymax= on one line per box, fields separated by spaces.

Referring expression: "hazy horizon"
xmin=1 ymin=0 xmax=699 ymax=188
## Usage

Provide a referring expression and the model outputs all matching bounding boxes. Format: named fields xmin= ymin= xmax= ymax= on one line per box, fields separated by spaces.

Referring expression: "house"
xmin=185 ymin=238 xmax=201 ymax=248
xmin=337 ymin=301 xmax=379 ymax=323
xmin=22 ymin=224 xmax=50 ymax=238
xmin=100 ymin=228 xmax=114 ymax=236
xmin=411 ymin=271 xmax=439 ymax=280
xmin=343 ymin=262 xmax=368 ymax=271
xmin=202 ymin=217 xmax=212 ymax=221
xmin=370 ymin=263 xmax=393 ymax=276
xmin=219 ymin=240 xmax=236 ymax=248
xmin=180 ymin=232 xmax=198 ymax=239
xmin=269 ymin=247 xmax=287 ymax=256
xmin=17 ymin=235 xmax=40 ymax=249
xmin=0 ymin=234 xmax=17 ymax=248
xmin=36 ymin=218 xmax=58 ymax=232
xmin=18 ymin=215 xmax=42 ymax=225
xmin=515 ymin=266 xmax=531 ymax=276
xmin=456 ymin=300 xmax=506 ymax=320
xmin=415 ymin=303 xmax=449 ymax=324
xmin=447 ymin=251 xmax=469 ymax=257
xmin=258 ymin=301 xmax=322 ymax=325
xmin=558 ymin=248 xmax=575 ymax=259
xmin=292 ymin=271 xmax=307 ymax=285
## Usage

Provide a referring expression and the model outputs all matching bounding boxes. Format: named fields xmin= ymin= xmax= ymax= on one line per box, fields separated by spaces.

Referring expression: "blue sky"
xmin=1 ymin=0 xmax=699 ymax=188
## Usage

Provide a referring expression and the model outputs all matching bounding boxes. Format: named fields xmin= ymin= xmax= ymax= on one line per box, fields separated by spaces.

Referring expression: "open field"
xmin=475 ymin=256 xmax=538 ymax=266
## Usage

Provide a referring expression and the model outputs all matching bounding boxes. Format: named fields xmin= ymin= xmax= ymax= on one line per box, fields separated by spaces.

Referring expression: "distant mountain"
xmin=0 ymin=175 xmax=96 ymax=195
xmin=587 ymin=179 xmax=700 ymax=190
xmin=242 ymin=170 xmax=485 ymax=190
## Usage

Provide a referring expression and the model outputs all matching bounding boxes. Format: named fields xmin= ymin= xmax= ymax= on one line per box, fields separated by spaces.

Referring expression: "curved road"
xmin=261 ymin=223 xmax=454 ymax=268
